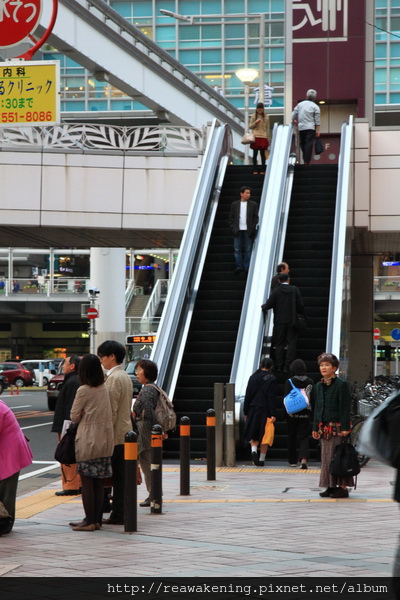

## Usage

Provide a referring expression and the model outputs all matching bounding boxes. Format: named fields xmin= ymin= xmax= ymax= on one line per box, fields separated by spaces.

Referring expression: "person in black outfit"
xmin=228 ymin=186 xmax=259 ymax=273
xmin=51 ymin=356 xmax=81 ymax=496
xmin=261 ymin=273 xmax=304 ymax=372
xmin=270 ymin=261 xmax=289 ymax=291
xmin=243 ymin=358 xmax=276 ymax=466
xmin=283 ymin=359 xmax=314 ymax=468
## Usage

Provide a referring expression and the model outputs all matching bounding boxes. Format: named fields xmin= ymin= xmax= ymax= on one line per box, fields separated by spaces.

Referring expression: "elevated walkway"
xmin=37 ymin=0 xmax=244 ymax=145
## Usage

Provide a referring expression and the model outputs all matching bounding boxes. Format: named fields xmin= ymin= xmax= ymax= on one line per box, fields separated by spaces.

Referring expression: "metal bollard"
xmin=214 ymin=383 xmax=224 ymax=467
xmin=150 ymin=424 xmax=163 ymax=514
xmin=206 ymin=408 xmax=216 ymax=481
xmin=224 ymin=383 xmax=236 ymax=467
xmin=124 ymin=430 xmax=138 ymax=533
xmin=180 ymin=416 xmax=190 ymax=496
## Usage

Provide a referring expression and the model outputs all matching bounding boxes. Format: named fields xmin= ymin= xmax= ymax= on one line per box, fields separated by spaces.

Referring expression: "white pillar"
xmin=90 ymin=248 xmax=126 ymax=350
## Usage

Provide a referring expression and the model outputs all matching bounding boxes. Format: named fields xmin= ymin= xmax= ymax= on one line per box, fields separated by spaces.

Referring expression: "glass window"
xmin=203 ymin=0 xmax=221 ymax=13
xmin=390 ymin=67 xmax=400 ymax=83
xmin=376 ymin=43 xmax=387 ymax=59
xmin=201 ymin=49 xmax=222 ymax=64
xmin=179 ymin=0 xmax=201 ymax=13
xmin=225 ymin=0 xmax=244 ymax=12
xmin=392 ymin=17 xmax=400 ymax=32
xmin=225 ymin=48 xmax=244 ymax=64
xmin=88 ymin=101 xmax=108 ymax=111
xmin=249 ymin=0 xmax=269 ymax=11
xmin=132 ymin=1 xmax=153 ymax=17
xmin=391 ymin=43 xmax=400 ymax=58
xmin=390 ymin=92 xmax=400 ymax=102
xmin=156 ymin=26 xmax=176 ymax=42
xmin=110 ymin=3 xmax=132 ymax=18
xmin=272 ymin=0 xmax=285 ymax=11
xmin=180 ymin=24 xmax=200 ymax=41
xmin=375 ymin=69 xmax=387 ymax=84
xmin=201 ymin=25 xmax=221 ymax=40
xmin=179 ymin=49 xmax=200 ymax=66
xmin=225 ymin=23 xmax=244 ymax=41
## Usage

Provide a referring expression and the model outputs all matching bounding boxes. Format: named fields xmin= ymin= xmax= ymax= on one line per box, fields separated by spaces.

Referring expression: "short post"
xmin=225 ymin=383 xmax=236 ymax=467
xmin=180 ymin=416 xmax=190 ymax=496
xmin=206 ymin=408 xmax=216 ymax=481
xmin=214 ymin=383 xmax=224 ymax=468
xmin=150 ymin=424 xmax=163 ymax=514
xmin=124 ymin=430 xmax=138 ymax=533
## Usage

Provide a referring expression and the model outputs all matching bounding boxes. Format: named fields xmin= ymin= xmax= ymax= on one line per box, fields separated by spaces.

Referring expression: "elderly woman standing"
xmin=132 ymin=359 xmax=159 ymax=508
xmin=249 ymin=102 xmax=270 ymax=175
xmin=69 ymin=354 xmax=114 ymax=531
xmin=312 ymin=353 xmax=353 ymax=499
xmin=0 ymin=400 xmax=32 ymax=535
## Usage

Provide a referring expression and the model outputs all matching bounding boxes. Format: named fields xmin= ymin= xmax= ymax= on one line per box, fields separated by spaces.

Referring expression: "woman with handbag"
xmin=249 ymin=102 xmax=270 ymax=175
xmin=69 ymin=354 xmax=114 ymax=531
xmin=312 ymin=353 xmax=353 ymax=499
xmin=0 ymin=400 xmax=32 ymax=535
xmin=284 ymin=359 xmax=314 ymax=469
xmin=243 ymin=357 xmax=276 ymax=466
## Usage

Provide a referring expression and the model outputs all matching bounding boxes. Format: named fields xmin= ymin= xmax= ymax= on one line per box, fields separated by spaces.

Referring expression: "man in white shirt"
xmin=228 ymin=186 xmax=259 ymax=274
xmin=291 ymin=89 xmax=321 ymax=165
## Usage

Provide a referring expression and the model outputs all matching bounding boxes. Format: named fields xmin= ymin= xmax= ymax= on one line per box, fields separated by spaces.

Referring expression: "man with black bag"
xmin=261 ymin=273 xmax=305 ymax=372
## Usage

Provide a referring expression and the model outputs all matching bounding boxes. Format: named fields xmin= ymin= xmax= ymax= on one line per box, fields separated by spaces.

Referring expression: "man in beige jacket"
xmin=97 ymin=340 xmax=132 ymax=524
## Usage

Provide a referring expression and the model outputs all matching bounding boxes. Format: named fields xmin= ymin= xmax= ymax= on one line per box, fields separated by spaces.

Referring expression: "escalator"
xmin=269 ymin=164 xmax=339 ymax=458
xmin=165 ymin=166 xmax=265 ymax=457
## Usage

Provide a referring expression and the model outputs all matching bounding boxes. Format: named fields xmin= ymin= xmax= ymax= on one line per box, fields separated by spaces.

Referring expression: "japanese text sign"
xmin=0 ymin=0 xmax=42 ymax=48
xmin=0 ymin=60 xmax=60 ymax=126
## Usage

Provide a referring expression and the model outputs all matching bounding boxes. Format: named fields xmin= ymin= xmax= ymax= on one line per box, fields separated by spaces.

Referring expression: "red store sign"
xmin=0 ymin=0 xmax=43 ymax=49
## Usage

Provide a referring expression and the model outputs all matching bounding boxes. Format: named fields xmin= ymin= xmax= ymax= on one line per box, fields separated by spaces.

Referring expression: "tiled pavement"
xmin=0 ymin=461 xmax=398 ymax=578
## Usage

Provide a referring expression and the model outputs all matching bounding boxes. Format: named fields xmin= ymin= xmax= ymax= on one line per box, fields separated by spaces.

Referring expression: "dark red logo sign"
xmin=0 ymin=0 xmax=43 ymax=48
xmin=293 ymin=0 xmax=348 ymax=42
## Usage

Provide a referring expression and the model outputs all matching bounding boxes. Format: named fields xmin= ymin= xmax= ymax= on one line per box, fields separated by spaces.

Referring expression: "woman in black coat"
xmin=243 ymin=358 xmax=276 ymax=466
xmin=284 ymin=359 xmax=314 ymax=469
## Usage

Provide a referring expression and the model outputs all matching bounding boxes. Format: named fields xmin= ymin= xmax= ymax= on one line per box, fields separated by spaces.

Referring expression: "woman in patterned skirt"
xmin=69 ymin=354 xmax=114 ymax=531
xmin=312 ymin=353 xmax=353 ymax=499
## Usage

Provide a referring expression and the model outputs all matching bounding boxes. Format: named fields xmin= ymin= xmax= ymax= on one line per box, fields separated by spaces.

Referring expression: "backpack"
xmin=330 ymin=438 xmax=361 ymax=481
xmin=283 ymin=379 xmax=310 ymax=415
xmin=149 ymin=383 xmax=177 ymax=432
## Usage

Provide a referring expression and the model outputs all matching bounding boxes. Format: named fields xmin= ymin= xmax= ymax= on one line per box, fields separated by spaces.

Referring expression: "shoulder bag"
xmin=54 ymin=422 xmax=78 ymax=466
xmin=241 ymin=131 xmax=255 ymax=145
xmin=283 ymin=379 xmax=310 ymax=415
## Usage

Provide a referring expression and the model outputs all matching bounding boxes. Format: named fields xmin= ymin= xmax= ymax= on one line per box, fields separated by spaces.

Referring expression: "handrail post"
xmin=224 ymin=383 xmax=236 ymax=467
xmin=124 ymin=430 xmax=138 ymax=533
xmin=150 ymin=424 xmax=163 ymax=514
xmin=180 ymin=416 xmax=191 ymax=495
xmin=214 ymin=383 xmax=224 ymax=467
xmin=206 ymin=408 xmax=216 ymax=480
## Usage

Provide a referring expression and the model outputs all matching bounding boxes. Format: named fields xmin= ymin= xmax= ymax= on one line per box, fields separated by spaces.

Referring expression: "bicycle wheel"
xmin=350 ymin=421 xmax=370 ymax=468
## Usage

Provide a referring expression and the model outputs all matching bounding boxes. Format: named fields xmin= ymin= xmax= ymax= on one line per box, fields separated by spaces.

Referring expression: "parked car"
xmin=0 ymin=362 xmax=35 ymax=387
xmin=125 ymin=361 xmax=142 ymax=397
xmin=0 ymin=374 xmax=9 ymax=394
xmin=20 ymin=359 xmax=58 ymax=387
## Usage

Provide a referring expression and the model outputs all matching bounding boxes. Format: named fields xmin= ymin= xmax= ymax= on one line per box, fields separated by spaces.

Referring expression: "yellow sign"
xmin=0 ymin=60 xmax=60 ymax=126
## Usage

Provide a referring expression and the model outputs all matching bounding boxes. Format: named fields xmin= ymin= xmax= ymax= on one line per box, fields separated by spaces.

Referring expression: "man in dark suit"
xmin=270 ymin=261 xmax=290 ymax=291
xmin=228 ymin=186 xmax=259 ymax=273
xmin=262 ymin=273 xmax=305 ymax=372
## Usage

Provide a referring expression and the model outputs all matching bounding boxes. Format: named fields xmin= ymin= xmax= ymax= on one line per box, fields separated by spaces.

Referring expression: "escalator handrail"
xmin=326 ymin=116 xmax=354 ymax=360
xmin=151 ymin=119 xmax=232 ymax=393
xmin=230 ymin=124 xmax=294 ymax=398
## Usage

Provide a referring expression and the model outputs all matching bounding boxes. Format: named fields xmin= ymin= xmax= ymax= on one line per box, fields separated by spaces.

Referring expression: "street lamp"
xmin=236 ymin=68 xmax=259 ymax=165
xmin=158 ymin=10 xmax=266 ymax=103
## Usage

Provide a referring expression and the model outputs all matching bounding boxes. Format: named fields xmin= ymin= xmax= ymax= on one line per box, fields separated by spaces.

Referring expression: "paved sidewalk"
xmin=0 ymin=460 xmax=398 ymax=578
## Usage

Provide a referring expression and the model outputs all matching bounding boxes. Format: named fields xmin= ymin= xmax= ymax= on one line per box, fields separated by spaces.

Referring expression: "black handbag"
xmin=54 ymin=422 xmax=78 ymax=465
xmin=330 ymin=438 xmax=360 ymax=478
xmin=315 ymin=138 xmax=324 ymax=155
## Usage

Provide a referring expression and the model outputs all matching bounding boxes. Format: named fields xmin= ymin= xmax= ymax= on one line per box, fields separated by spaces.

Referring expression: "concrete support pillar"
xmin=348 ymin=254 xmax=374 ymax=387
xmin=90 ymin=248 xmax=126 ymax=350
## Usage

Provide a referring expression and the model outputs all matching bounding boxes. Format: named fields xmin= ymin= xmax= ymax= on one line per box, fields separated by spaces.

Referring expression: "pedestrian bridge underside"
xmin=0 ymin=123 xmax=204 ymax=248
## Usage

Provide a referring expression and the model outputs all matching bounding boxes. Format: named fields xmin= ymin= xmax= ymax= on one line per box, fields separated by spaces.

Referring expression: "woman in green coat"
xmin=312 ymin=353 xmax=353 ymax=499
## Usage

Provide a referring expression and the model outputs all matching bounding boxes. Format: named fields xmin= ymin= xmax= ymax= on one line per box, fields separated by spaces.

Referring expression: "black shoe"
xmin=258 ymin=460 xmax=265 ymax=467
xmin=300 ymin=461 xmax=308 ymax=470
xmin=234 ymin=268 xmax=242 ymax=274
xmin=102 ymin=516 xmax=124 ymax=525
xmin=330 ymin=487 xmax=349 ymax=499
xmin=319 ymin=487 xmax=335 ymax=498
xmin=139 ymin=498 xmax=151 ymax=507
xmin=251 ymin=451 xmax=260 ymax=466
xmin=55 ymin=489 xmax=81 ymax=496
